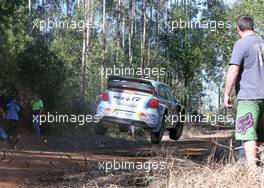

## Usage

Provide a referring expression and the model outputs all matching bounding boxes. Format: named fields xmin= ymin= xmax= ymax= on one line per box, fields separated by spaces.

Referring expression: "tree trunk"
xmin=147 ymin=4 xmax=153 ymax=68
xmin=80 ymin=0 xmax=91 ymax=98
xmin=115 ymin=0 xmax=121 ymax=65
xmin=28 ymin=0 xmax=31 ymax=11
xmin=155 ymin=0 xmax=160 ymax=52
xmin=121 ymin=0 xmax=125 ymax=50
xmin=100 ymin=0 xmax=106 ymax=91
xmin=140 ymin=0 xmax=146 ymax=70
xmin=128 ymin=0 xmax=135 ymax=66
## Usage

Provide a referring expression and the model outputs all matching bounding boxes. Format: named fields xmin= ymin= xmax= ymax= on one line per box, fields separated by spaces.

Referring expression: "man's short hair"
xmin=236 ymin=16 xmax=254 ymax=31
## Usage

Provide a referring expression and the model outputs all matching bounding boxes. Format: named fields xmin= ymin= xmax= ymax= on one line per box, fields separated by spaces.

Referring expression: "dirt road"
xmin=0 ymin=127 xmax=234 ymax=187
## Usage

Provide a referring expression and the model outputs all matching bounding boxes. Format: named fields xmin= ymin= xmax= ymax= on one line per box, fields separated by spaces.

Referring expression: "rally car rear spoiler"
xmin=107 ymin=76 xmax=154 ymax=94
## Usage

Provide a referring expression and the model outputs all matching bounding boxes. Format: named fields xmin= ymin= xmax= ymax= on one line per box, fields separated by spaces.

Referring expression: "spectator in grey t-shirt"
xmin=230 ymin=32 xmax=264 ymax=99
xmin=224 ymin=16 xmax=264 ymax=169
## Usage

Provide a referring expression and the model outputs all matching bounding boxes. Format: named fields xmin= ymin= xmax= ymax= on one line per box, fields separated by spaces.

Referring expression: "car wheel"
xmin=151 ymin=116 xmax=165 ymax=144
xmin=169 ymin=122 xmax=184 ymax=140
xmin=94 ymin=124 xmax=108 ymax=135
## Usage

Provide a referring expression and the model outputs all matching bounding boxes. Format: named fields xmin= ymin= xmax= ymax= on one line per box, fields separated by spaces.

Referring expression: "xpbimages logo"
xmin=98 ymin=159 xmax=167 ymax=173
xmin=32 ymin=18 xmax=103 ymax=32
xmin=100 ymin=65 xmax=166 ymax=79
xmin=165 ymin=113 xmax=234 ymax=125
xmin=161 ymin=18 xmax=232 ymax=32
xmin=32 ymin=112 xmax=100 ymax=126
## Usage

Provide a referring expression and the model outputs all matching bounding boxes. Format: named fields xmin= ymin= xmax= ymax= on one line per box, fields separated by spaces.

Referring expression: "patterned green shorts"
xmin=235 ymin=100 xmax=264 ymax=141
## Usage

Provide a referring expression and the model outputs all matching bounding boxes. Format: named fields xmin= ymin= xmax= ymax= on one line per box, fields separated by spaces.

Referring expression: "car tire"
xmin=94 ymin=124 xmax=108 ymax=135
xmin=169 ymin=122 xmax=184 ymax=140
xmin=151 ymin=116 xmax=165 ymax=144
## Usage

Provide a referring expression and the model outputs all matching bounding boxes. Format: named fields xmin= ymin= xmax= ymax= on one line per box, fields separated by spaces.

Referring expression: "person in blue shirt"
xmin=5 ymin=96 xmax=21 ymax=146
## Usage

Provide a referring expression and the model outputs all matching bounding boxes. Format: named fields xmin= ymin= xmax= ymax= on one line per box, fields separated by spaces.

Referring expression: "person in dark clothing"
xmin=5 ymin=97 xmax=21 ymax=147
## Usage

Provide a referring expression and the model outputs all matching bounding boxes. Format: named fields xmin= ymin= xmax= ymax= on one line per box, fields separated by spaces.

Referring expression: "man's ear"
xmin=236 ymin=26 xmax=240 ymax=33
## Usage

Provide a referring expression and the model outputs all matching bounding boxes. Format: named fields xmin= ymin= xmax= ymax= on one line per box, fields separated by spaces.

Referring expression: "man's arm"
xmin=224 ymin=64 xmax=240 ymax=109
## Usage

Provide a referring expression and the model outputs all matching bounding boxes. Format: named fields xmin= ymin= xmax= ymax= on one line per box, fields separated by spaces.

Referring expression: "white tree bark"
xmin=101 ymin=0 xmax=106 ymax=90
xmin=141 ymin=0 xmax=146 ymax=70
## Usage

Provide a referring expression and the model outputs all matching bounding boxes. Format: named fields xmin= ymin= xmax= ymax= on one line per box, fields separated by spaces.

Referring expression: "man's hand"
xmin=224 ymin=95 xmax=233 ymax=109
